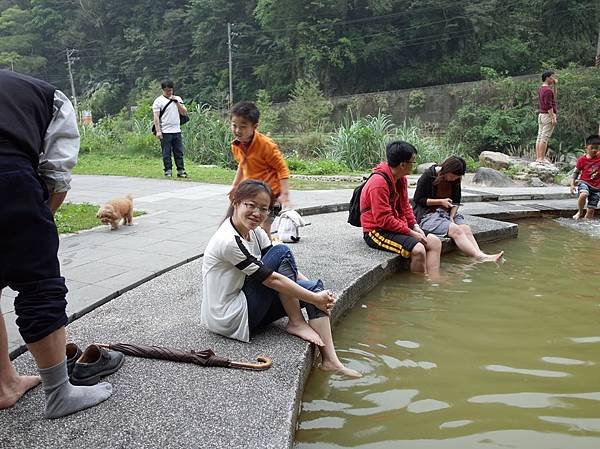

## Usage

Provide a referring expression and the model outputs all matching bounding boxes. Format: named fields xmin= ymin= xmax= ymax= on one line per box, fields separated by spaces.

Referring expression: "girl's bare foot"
xmin=286 ymin=322 xmax=324 ymax=346
xmin=573 ymin=210 xmax=583 ymax=220
xmin=477 ymin=251 xmax=504 ymax=262
xmin=320 ymin=361 xmax=362 ymax=378
xmin=0 ymin=374 xmax=41 ymax=410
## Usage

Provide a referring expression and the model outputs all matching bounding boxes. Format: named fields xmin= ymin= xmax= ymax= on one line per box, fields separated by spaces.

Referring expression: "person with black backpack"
xmin=152 ymin=79 xmax=188 ymax=178
xmin=358 ymin=141 xmax=442 ymax=275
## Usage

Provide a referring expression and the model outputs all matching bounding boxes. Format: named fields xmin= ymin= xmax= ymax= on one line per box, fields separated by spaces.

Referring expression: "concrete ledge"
xmin=1 ymin=212 xmax=517 ymax=449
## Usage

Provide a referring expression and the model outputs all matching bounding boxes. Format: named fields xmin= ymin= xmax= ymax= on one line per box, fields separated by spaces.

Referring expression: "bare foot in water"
xmin=320 ymin=362 xmax=362 ymax=378
xmin=0 ymin=374 xmax=41 ymax=410
xmin=287 ymin=322 xmax=324 ymax=346
xmin=478 ymin=251 xmax=504 ymax=262
xmin=573 ymin=210 xmax=584 ymax=220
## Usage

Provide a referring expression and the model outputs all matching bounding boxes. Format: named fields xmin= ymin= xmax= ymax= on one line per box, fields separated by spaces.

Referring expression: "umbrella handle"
xmin=229 ymin=355 xmax=273 ymax=371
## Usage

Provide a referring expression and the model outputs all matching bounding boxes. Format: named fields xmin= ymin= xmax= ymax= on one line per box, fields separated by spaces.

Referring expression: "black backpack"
xmin=348 ymin=171 xmax=394 ymax=227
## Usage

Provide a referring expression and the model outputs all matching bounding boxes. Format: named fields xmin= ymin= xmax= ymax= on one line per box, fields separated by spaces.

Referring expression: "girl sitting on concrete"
xmin=201 ymin=179 xmax=361 ymax=378
xmin=413 ymin=156 xmax=504 ymax=262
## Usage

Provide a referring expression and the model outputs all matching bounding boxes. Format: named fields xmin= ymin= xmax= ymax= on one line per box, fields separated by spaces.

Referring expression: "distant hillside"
xmin=1 ymin=0 xmax=597 ymax=113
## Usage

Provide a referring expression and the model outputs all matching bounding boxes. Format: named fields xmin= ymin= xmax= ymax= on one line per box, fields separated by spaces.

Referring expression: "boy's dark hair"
xmin=541 ymin=70 xmax=554 ymax=82
xmin=585 ymin=134 xmax=600 ymax=146
xmin=161 ymin=79 xmax=174 ymax=89
xmin=231 ymin=101 xmax=260 ymax=124
xmin=386 ymin=141 xmax=417 ymax=168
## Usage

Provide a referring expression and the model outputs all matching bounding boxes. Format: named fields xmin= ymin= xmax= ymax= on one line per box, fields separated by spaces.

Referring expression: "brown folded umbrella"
xmin=97 ymin=343 xmax=272 ymax=371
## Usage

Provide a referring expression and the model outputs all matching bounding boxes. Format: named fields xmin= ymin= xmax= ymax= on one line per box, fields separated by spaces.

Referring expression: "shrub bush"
xmin=286 ymin=156 xmax=350 ymax=175
xmin=408 ymin=90 xmax=426 ymax=110
xmin=255 ymin=89 xmax=280 ymax=134
xmin=275 ymin=132 xmax=330 ymax=158
xmin=446 ymin=66 xmax=600 ymax=157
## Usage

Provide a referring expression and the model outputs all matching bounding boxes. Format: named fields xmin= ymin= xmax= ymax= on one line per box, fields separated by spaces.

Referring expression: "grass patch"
xmin=75 ymin=153 xmax=236 ymax=184
xmin=54 ymin=202 xmax=145 ymax=234
xmin=74 ymin=153 xmax=360 ymax=190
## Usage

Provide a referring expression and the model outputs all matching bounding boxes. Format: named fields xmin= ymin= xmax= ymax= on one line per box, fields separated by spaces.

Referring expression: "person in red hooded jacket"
xmin=360 ymin=140 xmax=441 ymax=275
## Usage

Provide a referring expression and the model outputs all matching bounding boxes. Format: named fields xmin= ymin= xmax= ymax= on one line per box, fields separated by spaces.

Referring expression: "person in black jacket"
xmin=0 ymin=70 xmax=112 ymax=417
xmin=413 ymin=156 xmax=503 ymax=262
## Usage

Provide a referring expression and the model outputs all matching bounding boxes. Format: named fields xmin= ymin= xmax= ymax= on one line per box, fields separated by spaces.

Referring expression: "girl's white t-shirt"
xmin=201 ymin=219 xmax=273 ymax=342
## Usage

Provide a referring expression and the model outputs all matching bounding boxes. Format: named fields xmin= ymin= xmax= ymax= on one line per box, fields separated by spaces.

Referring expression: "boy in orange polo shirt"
xmin=229 ymin=101 xmax=291 ymax=236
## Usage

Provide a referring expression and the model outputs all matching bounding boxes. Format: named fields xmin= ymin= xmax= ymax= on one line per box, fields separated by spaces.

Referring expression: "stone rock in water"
xmin=472 ymin=167 xmax=515 ymax=187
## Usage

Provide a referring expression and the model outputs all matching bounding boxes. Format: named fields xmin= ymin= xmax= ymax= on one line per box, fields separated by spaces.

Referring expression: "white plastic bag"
xmin=272 ymin=210 xmax=309 ymax=243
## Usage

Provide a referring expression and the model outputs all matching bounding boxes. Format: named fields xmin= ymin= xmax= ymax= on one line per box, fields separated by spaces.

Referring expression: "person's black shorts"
xmin=0 ymin=156 xmax=68 ymax=343
xmin=363 ymin=229 xmax=419 ymax=259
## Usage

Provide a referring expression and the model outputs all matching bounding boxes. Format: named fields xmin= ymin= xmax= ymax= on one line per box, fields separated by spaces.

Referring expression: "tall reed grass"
xmin=321 ymin=112 xmax=474 ymax=171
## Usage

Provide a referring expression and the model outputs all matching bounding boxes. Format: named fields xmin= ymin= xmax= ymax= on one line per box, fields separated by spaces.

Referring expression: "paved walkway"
xmin=2 ymin=175 xmax=575 ymax=355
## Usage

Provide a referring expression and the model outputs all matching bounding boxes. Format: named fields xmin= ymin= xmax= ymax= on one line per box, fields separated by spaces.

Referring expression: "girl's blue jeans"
xmin=242 ymin=244 xmax=326 ymax=332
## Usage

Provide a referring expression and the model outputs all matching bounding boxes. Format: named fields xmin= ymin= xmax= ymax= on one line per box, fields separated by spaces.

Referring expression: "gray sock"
xmin=39 ymin=357 xmax=112 ymax=419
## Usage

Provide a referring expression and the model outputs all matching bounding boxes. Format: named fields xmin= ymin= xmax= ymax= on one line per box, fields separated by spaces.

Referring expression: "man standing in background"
xmin=535 ymin=70 xmax=558 ymax=164
xmin=152 ymin=79 xmax=188 ymax=178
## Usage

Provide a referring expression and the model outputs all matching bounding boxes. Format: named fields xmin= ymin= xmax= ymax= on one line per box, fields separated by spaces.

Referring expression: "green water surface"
xmin=296 ymin=219 xmax=600 ymax=449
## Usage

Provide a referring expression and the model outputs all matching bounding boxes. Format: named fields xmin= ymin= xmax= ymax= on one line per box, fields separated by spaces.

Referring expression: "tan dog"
xmin=96 ymin=194 xmax=134 ymax=230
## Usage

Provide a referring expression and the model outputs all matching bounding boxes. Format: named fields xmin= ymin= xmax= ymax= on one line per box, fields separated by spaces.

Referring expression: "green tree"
xmin=285 ymin=78 xmax=333 ymax=132
xmin=0 ymin=6 xmax=45 ymax=72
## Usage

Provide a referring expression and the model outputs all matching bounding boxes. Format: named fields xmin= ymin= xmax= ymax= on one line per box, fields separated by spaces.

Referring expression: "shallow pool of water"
xmin=296 ymin=219 xmax=600 ymax=449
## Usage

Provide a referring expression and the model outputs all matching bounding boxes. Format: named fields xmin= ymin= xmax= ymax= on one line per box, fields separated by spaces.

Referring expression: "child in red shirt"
xmin=570 ymin=134 xmax=600 ymax=220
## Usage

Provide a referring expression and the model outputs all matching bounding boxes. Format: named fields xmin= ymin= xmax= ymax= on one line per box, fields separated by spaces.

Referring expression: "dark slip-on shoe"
xmin=66 ymin=343 xmax=82 ymax=376
xmin=70 ymin=344 xmax=125 ymax=386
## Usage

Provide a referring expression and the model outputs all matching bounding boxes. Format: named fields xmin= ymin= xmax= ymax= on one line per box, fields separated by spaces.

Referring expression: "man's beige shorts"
xmin=537 ymin=113 xmax=556 ymax=142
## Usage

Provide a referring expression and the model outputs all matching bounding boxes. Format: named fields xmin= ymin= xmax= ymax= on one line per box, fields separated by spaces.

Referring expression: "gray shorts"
xmin=577 ymin=182 xmax=600 ymax=209
xmin=420 ymin=208 xmax=466 ymax=237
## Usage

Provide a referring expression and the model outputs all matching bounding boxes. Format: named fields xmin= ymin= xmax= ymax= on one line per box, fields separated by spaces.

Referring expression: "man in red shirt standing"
xmin=535 ymin=70 xmax=558 ymax=163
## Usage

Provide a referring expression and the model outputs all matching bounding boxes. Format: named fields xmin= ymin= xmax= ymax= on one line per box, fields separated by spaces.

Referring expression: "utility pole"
xmin=66 ymin=48 xmax=78 ymax=116
xmin=10 ymin=59 xmax=14 ymax=71
xmin=227 ymin=22 xmax=233 ymax=109
xmin=596 ymin=22 xmax=600 ymax=67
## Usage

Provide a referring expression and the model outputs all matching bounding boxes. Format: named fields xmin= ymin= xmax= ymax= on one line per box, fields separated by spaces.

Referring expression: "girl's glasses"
xmin=242 ymin=202 xmax=271 ymax=215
